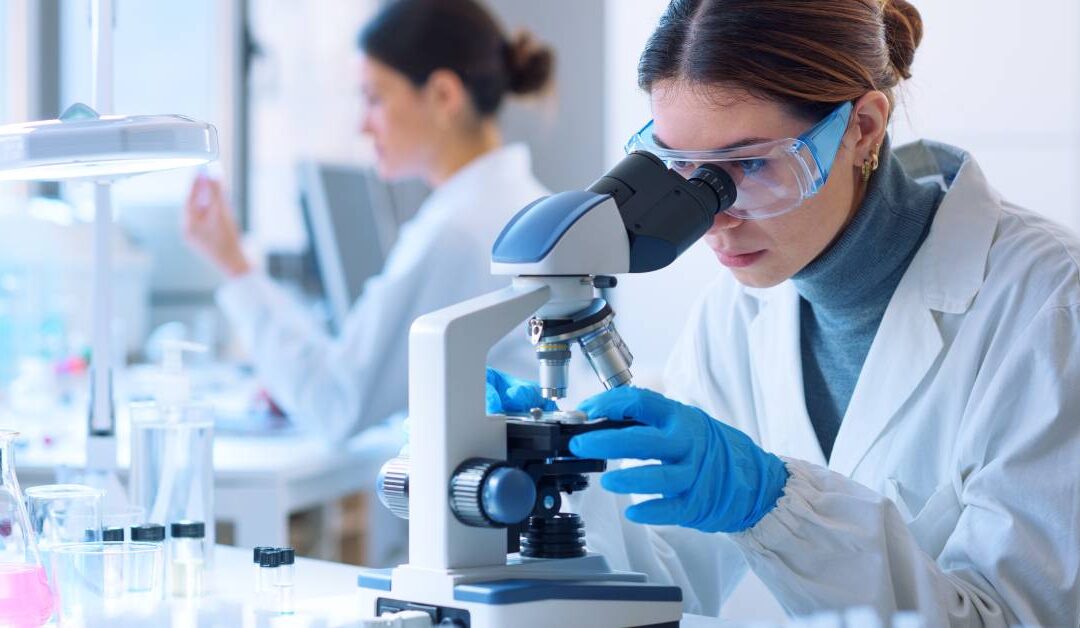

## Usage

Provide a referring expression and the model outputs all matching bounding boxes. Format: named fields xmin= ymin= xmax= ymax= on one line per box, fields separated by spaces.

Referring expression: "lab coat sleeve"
xmin=732 ymin=303 xmax=1080 ymax=626
xmin=217 ymin=222 xmax=484 ymax=442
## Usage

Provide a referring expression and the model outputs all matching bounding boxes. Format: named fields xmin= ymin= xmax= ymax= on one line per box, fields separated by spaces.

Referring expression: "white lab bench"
xmin=13 ymin=415 xmax=405 ymax=560
xmin=130 ymin=544 xmax=736 ymax=626
xmin=7 ymin=362 xmax=406 ymax=562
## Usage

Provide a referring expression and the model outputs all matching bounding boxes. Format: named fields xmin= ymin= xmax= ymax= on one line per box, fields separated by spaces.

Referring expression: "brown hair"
xmin=638 ymin=0 xmax=924 ymax=121
xmin=359 ymin=0 xmax=554 ymax=117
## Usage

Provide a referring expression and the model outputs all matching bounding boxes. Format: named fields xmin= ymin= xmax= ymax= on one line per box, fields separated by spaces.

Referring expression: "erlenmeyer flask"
xmin=0 ymin=430 xmax=55 ymax=626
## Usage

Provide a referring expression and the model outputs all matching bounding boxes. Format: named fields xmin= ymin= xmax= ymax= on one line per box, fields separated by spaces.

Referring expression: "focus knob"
xmin=377 ymin=457 xmax=410 ymax=519
xmin=450 ymin=459 xmax=536 ymax=528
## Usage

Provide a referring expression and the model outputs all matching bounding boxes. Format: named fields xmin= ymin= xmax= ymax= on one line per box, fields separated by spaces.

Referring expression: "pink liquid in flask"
xmin=0 ymin=563 xmax=55 ymax=627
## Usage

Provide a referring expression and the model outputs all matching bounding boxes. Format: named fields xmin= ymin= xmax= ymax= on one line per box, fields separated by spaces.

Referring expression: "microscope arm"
xmin=407 ymin=279 xmax=552 ymax=570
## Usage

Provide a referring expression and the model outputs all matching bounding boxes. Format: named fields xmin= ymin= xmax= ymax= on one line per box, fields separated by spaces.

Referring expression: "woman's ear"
xmin=422 ymin=69 xmax=470 ymax=127
xmin=851 ymin=91 xmax=890 ymax=161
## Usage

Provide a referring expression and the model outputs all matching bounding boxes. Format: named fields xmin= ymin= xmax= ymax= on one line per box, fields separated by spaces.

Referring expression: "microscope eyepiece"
xmin=688 ymin=163 xmax=737 ymax=214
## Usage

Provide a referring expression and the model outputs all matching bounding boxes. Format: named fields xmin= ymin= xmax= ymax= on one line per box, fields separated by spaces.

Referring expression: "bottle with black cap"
xmin=129 ymin=523 xmax=167 ymax=595
xmin=170 ymin=520 xmax=205 ymax=597
xmin=252 ymin=546 xmax=273 ymax=595
xmin=257 ymin=549 xmax=280 ymax=612
xmin=131 ymin=523 xmax=166 ymax=544
xmin=101 ymin=526 xmax=127 ymax=594
xmin=276 ymin=548 xmax=295 ymax=615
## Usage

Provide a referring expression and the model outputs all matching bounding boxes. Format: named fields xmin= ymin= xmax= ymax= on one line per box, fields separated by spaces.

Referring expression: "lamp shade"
xmin=0 ymin=103 xmax=218 ymax=182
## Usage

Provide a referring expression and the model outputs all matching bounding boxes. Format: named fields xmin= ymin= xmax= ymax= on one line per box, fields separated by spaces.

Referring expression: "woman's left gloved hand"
xmin=485 ymin=367 xmax=557 ymax=414
xmin=569 ymin=386 xmax=789 ymax=533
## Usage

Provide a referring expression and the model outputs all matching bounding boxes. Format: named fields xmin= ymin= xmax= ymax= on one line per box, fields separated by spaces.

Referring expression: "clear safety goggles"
xmin=624 ymin=101 xmax=854 ymax=220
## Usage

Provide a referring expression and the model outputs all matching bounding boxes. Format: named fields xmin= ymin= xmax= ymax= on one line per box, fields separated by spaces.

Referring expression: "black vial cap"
xmin=253 ymin=546 xmax=274 ymax=564
xmin=131 ymin=524 xmax=166 ymax=542
xmin=103 ymin=527 xmax=125 ymax=542
xmin=171 ymin=521 xmax=206 ymax=539
xmin=278 ymin=548 xmax=295 ymax=565
xmin=259 ymin=549 xmax=281 ymax=568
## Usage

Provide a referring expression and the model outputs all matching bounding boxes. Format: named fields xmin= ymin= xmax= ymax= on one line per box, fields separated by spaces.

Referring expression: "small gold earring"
xmin=861 ymin=146 xmax=881 ymax=183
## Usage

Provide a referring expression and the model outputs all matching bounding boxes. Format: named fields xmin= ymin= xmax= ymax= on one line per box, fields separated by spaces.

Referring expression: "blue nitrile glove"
xmin=568 ymin=387 xmax=789 ymax=533
xmin=485 ymin=367 xmax=557 ymax=414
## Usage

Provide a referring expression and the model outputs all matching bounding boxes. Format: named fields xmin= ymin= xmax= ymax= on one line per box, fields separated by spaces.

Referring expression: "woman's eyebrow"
xmin=652 ymin=130 xmax=772 ymax=151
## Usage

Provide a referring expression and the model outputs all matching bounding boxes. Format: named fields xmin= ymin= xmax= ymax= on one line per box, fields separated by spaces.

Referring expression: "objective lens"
xmin=536 ymin=343 xmax=571 ymax=400
xmin=579 ymin=322 xmax=633 ymax=390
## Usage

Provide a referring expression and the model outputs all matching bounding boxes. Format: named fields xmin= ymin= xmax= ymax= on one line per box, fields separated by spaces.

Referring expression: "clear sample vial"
xmin=258 ymin=549 xmax=280 ymax=611
xmin=130 ymin=523 xmax=167 ymax=597
xmin=252 ymin=546 xmax=273 ymax=595
xmin=275 ymin=548 xmax=295 ymax=615
xmin=102 ymin=528 xmax=125 ymax=598
xmin=170 ymin=521 xmax=206 ymax=598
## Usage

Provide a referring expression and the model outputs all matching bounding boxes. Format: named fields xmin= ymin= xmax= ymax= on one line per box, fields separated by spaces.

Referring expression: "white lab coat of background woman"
xmin=572 ymin=141 xmax=1080 ymax=626
xmin=217 ymin=144 xmax=546 ymax=442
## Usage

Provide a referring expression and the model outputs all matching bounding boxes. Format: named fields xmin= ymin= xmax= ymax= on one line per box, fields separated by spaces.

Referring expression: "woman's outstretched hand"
xmin=183 ymin=173 xmax=251 ymax=278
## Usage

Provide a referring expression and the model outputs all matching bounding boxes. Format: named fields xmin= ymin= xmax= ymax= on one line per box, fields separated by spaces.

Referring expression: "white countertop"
xmin=81 ymin=544 xmax=736 ymax=627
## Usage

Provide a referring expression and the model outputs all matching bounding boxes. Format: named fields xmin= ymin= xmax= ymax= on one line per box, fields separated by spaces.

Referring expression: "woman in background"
xmin=184 ymin=0 xmax=554 ymax=442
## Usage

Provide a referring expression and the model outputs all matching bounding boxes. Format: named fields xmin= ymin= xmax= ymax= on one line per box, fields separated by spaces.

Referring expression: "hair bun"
xmin=504 ymin=30 xmax=554 ymax=95
xmin=882 ymin=0 xmax=923 ymax=80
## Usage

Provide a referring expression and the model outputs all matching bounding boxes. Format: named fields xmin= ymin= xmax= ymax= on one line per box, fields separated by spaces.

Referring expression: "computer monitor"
xmin=297 ymin=161 xmax=414 ymax=334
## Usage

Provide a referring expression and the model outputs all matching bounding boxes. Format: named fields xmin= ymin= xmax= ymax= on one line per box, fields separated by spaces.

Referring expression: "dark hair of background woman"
xmin=358 ymin=0 xmax=554 ymax=117
xmin=638 ymin=0 xmax=924 ymax=121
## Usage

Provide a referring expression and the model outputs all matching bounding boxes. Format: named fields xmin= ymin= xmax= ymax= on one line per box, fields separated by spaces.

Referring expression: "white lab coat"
xmin=218 ymin=144 xmax=548 ymax=442
xmin=570 ymin=141 xmax=1080 ymax=626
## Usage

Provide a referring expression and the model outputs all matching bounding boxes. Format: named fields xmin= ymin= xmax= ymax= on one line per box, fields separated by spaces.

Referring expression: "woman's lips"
xmin=716 ymin=249 xmax=766 ymax=268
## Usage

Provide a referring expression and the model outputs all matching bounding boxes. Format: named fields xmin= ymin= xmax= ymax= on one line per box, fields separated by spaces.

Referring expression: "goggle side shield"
xmin=624 ymin=101 xmax=853 ymax=220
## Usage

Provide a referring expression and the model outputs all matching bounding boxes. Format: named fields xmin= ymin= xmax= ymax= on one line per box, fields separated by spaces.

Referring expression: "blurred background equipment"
xmin=296 ymin=161 xmax=420 ymax=333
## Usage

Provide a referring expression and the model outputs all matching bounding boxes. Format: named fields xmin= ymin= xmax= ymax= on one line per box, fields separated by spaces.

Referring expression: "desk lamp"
xmin=0 ymin=0 xmax=218 ymax=498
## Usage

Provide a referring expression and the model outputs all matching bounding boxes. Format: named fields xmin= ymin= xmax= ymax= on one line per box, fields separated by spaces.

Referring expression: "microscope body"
xmin=358 ymin=153 xmax=735 ymax=627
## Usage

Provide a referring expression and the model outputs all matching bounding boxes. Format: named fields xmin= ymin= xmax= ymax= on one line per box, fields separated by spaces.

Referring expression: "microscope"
xmin=359 ymin=151 xmax=736 ymax=628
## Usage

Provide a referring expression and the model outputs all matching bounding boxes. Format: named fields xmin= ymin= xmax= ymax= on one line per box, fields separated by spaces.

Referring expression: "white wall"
xmin=891 ymin=0 xmax=1080 ymax=234
xmin=490 ymin=0 xmax=608 ymax=192
xmin=0 ymin=2 xmax=7 ymax=125
xmin=246 ymin=0 xmax=378 ymax=252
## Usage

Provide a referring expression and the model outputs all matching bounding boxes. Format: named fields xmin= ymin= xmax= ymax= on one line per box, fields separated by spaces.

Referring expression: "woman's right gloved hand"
xmin=485 ymin=367 xmax=557 ymax=414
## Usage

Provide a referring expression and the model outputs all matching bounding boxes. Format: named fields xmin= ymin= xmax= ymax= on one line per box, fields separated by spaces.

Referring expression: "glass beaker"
xmin=26 ymin=484 xmax=104 ymax=557
xmin=49 ymin=541 xmax=164 ymax=623
xmin=0 ymin=430 xmax=56 ymax=626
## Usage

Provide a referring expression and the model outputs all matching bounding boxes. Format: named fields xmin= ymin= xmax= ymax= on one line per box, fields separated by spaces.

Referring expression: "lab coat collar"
xmin=744 ymin=141 xmax=1002 ymax=475
xmin=424 ymin=143 xmax=534 ymax=215
xmin=899 ymin=141 xmax=1001 ymax=314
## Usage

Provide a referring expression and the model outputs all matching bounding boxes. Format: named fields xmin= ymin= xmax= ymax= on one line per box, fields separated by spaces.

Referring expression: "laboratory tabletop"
xmin=15 ymin=425 xmax=403 ymax=552
xmin=8 ymin=363 xmax=406 ymax=560
xmin=129 ymin=544 xmax=735 ymax=627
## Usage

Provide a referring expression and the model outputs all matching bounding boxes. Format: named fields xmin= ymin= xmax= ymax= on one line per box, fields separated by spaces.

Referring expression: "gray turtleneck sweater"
xmin=791 ymin=137 xmax=944 ymax=461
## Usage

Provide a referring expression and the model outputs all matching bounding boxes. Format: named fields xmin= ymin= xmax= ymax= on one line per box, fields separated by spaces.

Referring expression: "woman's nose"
xmin=359 ymin=113 xmax=375 ymax=136
xmin=711 ymin=211 xmax=745 ymax=231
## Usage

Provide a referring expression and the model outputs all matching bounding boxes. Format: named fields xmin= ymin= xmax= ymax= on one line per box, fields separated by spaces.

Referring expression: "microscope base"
xmin=358 ymin=557 xmax=682 ymax=627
